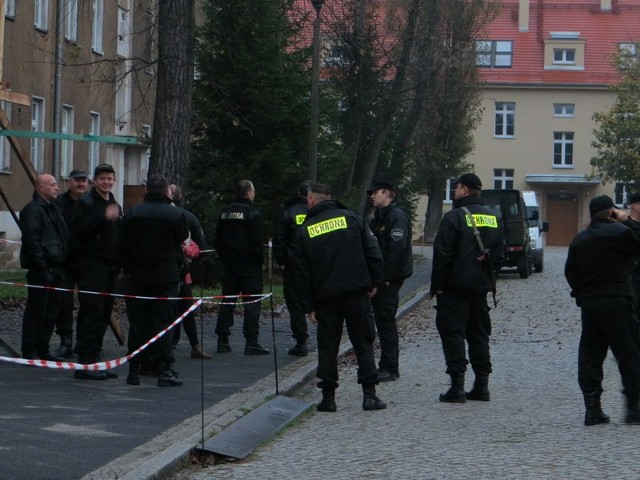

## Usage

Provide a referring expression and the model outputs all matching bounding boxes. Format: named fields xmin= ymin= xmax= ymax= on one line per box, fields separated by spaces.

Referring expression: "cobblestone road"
xmin=172 ymin=247 xmax=637 ymax=480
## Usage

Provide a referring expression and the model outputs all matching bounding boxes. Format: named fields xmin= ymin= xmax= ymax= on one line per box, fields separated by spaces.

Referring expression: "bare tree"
xmin=148 ymin=0 xmax=195 ymax=188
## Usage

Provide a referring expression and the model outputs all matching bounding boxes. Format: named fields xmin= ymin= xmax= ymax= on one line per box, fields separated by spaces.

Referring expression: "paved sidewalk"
xmin=172 ymin=247 xmax=638 ymax=480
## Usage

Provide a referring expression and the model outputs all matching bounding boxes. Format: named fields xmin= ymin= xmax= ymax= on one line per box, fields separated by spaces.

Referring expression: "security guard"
xmin=214 ymin=179 xmax=268 ymax=355
xmin=368 ymin=180 xmax=413 ymax=382
xmin=430 ymin=173 xmax=502 ymax=403
xmin=295 ymin=183 xmax=386 ymax=412
xmin=273 ymin=180 xmax=314 ymax=356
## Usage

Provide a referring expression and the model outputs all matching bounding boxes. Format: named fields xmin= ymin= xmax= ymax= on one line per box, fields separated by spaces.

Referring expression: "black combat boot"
xmin=466 ymin=374 xmax=490 ymax=401
xmin=126 ymin=362 xmax=141 ymax=386
xmin=362 ymin=384 xmax=387 ymax=411
xmin=287 ymin=339 xmax=308 ymax=357
xmin=625 ymin=393 xmax=640 ymax=424
xmin=217 ymin=336 xmax=231 ymax=353
xmin=54 ymin=335 xmax=74 ymax=359
xmin=439 ymin=372 xmax=466 ymax=403
xmin=158 ymin=362 xmax=183 ymax=387
xmin=97 ymin=349 xmax=119 ymax=379
xmin=245 ymin=337 xmax=270 ymax=355
xmin=74 ymin=354 xmax=107 ymax=381
xmin=583 ymin=391 xmax=610 ymax=426
xmin=317 ymin=388 xmax=337 ymax=412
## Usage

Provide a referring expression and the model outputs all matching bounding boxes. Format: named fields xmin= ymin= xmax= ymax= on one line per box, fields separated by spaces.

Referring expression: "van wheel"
xmin=517 ymin=253 xmax=531 ymax=279
xmin=534 ymin=253 xmax=544 ymax=273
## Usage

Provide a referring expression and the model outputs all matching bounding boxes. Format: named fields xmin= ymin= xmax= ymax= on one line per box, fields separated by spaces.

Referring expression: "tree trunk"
xmin=424 ymin=180 xmax=445 ymax=243
xmin=149 ymin=0 xmax=195 ymax=190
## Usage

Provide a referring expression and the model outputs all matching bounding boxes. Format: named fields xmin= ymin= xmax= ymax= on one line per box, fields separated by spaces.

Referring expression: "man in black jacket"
xmin=430 ymin=173 xmax=502 ymax=403
xmin=19 ymin=173 xmax=69 ymax=360
xmin=295 ymin=183 xmax=386 ymax=412
xmin=214 ymin=180 xmax=268 ymax=355
xmin=565 ymin=195 xmax=640 ymax=425
xmin=273 ymin=180 xmax=314 ymax=356
xmin=368 ymin=180 xmax=413 ymax=382
xmin=53 ymin=169 xmax=89 ymax=358
xmin=119 ymin=174 xmax=189 ymax=387
xmin=70 ymin=163 xmax=122 ymax=380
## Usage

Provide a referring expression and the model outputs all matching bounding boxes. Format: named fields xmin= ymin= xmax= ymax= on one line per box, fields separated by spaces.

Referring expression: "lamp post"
xmin=308 ymin=0 xmax=324 ymax=182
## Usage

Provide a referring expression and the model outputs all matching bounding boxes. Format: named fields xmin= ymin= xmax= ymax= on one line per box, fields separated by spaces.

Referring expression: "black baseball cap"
xmin=456 ymin=173 xmax=482 ymax=191
xmin=629 ymin=193 xmax=640 ymax=205
xmin=68 ymin=169 xmax=88 ymax=179
xmin=589 ymin=195 xmax=615 ymax=215
xmin=94 ymin=163 xmax=115 ymax=177
xmin=367 ymin=180 xmax=395 ymax=195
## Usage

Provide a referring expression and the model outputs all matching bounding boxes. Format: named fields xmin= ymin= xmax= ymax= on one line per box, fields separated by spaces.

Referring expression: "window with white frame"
xmin=5 ymin=0 xmax=15 ymax=18
xmin=614 ymin=182 xmax=636 ymax=206
xmin=34 ymin=0 xmax=49 ymax=30
xmin=117 ymin=6 xmax=131 ymax=58
xmin=141 ymin=124 xmax=151 ymax=180
xmin=494 ymin=102 xmax=515 ymax=137
xmin=493 ymin=169 xmax=514 ymax=189
xmin=64 ymin=0 xmax=78 ymax=41
xmin=88 ymin=112 xmax=100 ymax=173
xmin=553 ymin=103 xmax=575 ymax=117
xmin=31 ymin=97 xmax=45 ymax=171
xmin=476 ymin=40 xmax=513 ymax=68
xmin=553 ymin=48 xmax=576 ymax=64
xmin=115 ymin=62 xmax=131 ymax=131
xmin=443 ymin=178 xmax=456 ymax=204
xmin=61 ymin=105 xmax=74 ymax=177
xmin=553 ymin=132 xmax=574 ymax=167
xmin=92 ymin=0 xmax=104 ymax=54
xmin=619 ymin=43 xmax=640 ymax=67
xmin=0 ymin=102 xmax=11 ymax=172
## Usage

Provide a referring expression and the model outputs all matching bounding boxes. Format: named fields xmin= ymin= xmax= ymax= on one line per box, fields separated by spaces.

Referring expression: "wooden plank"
xmin=0 ymin=89 xmax=30 ymax=107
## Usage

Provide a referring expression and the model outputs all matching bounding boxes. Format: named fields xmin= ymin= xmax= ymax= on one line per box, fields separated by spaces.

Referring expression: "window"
xmin=117 ymin=6 xmax=131 ymax=58
xmin=553 ymin=48 xmax=575 ymax=64
xmin=493 ymin=169 xmax=514 ymax=190
xmin=0 ymin=102 xmax=11 ymax=172
xmin=92 ymin=0 xmax=104 ymax=54
xmin=553 ymin=103 xmax=575 ymax=117
xmin=115 ymin=62 xmax=131 ymax=132
xmin=444 ymin=178 xmax=456 ymax=204
xmin=34 ymin=0 xmax=49 ymax=30
xmin=553 ymin=132 xmax=574 ymax=167
xmin=476 ymin=40 xmax=513 ymax=68
xmin=494 ymin=102 xmax=515 ymax=137
xmin=5 ymin=0 xmax=15 ymax=18
xmin=61 ymin=105 xmax=74 ymax=177
xmin=31 ymin=97 xmax=45 ymax=171
xmin=619 ymin=43 xmax=640 ymax=67
xmin=141 ymin=124 xmax=151 ymax=180
xmin=64 ymin=0 xmax=78 ymax=41
xmin=88 ymin=112 xmax=100 ymax=173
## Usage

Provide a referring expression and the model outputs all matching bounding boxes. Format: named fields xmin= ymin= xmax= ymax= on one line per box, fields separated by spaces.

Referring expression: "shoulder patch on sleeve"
xmin=390 ymin=228 xmax=404 ymax=241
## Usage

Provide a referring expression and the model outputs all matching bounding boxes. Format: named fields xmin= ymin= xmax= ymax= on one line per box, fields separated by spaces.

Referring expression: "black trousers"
xmin=22 ymin=267 xmax=62 ymax=357
xmin=315 ymin=292 xmax=378 ymax=389
xmin=215 ymin=264 xmax=262 ymax=340
xmin=75 ymin=258 xmax=117 ymax=358
xmin=55 ymin=265 xmax=80 ymax=338
xmin=126 ymin=282 xmax=179 ymax=368
xmin=578 ymin=296 xmax=640 ymax=395
xmin=435 ymin=290 xmax=492 ymax=376
xmin=371 ymin=281 xmax=402 ymax=374
xmin=283 ymin=265 xmax=308 ymax=341
xmin=173 ymin=282 xmax=200 ymax=347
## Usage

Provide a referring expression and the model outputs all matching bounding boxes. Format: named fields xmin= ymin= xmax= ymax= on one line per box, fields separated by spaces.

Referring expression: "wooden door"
xmin=546 ymin=193 xmax=578 ymax=246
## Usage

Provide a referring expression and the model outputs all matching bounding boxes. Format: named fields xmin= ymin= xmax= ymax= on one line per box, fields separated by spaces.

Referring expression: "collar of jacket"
xmin=453 ymin=195 xmax=483 ymax=209
xmin=374 ymin=201 xmax=396 ymax=219
xmin=284 ymin=196 xmax=307 ymax=209
xmin=144 ymin=192 xmax=171 ymax=203
xmin=90 ymin=187 xmax=115 ymax=203
xmin=234 ymin=197 xmax=253 ymax=206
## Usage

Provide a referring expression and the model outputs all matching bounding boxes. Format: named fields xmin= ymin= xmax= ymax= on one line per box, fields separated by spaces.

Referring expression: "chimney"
xmin=601 ymin=0 xmax=612 ymax=11
xmin=519 ymin=0 xmax=530 ymax=32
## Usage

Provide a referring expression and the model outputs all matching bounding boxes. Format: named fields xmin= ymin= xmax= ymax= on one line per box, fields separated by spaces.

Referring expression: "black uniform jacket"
xmin=565 ymin=218 xmax=640 ymax=302
xmin=273 ymin=196 xmax=308 ymax=267
xmin=118 ymin=192 xmax=189 ymax=285
xmin=370 ymin=202 xmax=413 ymax=283
xmin=19 ymin=194 xmax=69 ymax=270
xmin=430 ymin=195 xmax=502 ymax=296
xmin=294 ymin=199 xmax=384 ymax=312
xmin=214 ymin=197 xmax=263 ymax=268
xmin=56 ymin=190 xmax=80 ymax=265
xmin=71 ymin=188 xmax=121 ymax=262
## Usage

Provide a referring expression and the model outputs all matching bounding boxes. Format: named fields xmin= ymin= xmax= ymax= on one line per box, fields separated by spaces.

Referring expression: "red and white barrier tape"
xmin=0 ymin=299 xmax=204 ymax=370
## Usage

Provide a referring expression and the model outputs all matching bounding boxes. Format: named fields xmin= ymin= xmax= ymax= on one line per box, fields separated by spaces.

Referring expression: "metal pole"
xmin=308 ymin=3 xmax=323 ymax=183
xmin=53 ymin=0 xmax=64 ymax=180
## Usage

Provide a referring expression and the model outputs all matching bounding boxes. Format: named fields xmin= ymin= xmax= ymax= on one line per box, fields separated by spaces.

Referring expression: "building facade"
xmin=468 ymin=0 xmax=640 ymax=245
xmin=0 ymin=0 xmax=157 ymax=266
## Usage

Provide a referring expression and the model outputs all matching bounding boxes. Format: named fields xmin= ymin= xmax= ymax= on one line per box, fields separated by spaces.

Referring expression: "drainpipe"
xmin=52 ymin=0 xmax=64 ymax=179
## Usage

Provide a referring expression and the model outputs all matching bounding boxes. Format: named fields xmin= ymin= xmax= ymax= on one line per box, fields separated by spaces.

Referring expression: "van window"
xmin=526 ymin=206 xmax=538 ymax=227
xmin=505 ymin=191 xmax=521 ymax=216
